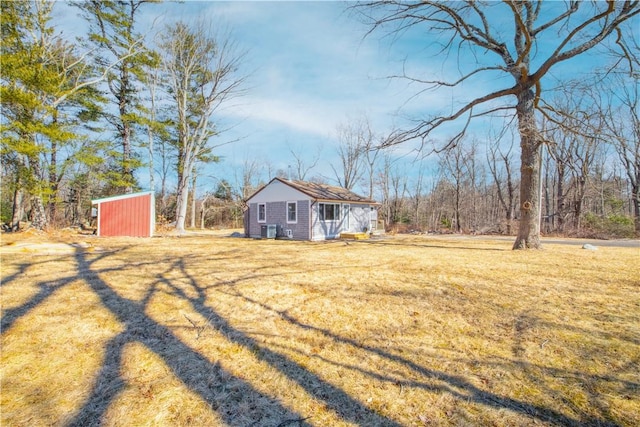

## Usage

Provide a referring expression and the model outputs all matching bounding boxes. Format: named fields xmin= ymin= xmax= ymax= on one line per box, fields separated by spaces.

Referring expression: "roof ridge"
xmin=277 ymin=177 xmax=376 ymax=204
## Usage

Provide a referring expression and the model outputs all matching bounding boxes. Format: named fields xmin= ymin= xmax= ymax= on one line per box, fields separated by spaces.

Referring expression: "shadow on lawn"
xmin=1 ymin=252 xmax=134 ymax=332
xmin=3 ymin=246 xmax=633 ymax=426
xmin=65 ymin=249 xmax=325 ymax=427
xmin=222 ymin=288 xmax=630 ymax=427
xmin=1 ymin=255 xmax=80 ymax=332
xmin=65 ymin=249 xmax=402 ymax=427
xmin=156 ymin=258 xmax=404 ymax=426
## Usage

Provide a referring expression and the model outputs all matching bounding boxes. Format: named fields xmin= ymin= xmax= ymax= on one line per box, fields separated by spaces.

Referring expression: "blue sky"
xmin=51 ymin=1 xmax=633 ymax=198
xmin=152 ymin=1 xmax=430 ymax=190
xmin=53 ymin=1 xmax=447 ymax=196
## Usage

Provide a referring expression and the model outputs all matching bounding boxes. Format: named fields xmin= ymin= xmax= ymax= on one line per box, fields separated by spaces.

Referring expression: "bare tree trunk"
xmin=28 ymin=157 xmax=48 ymax=231
xmin=543 ymin=155 xmax=552 ymax=234
xmin=573 ymin=176 xmax=587 ymax=230
xmin=48 ymin=136 xmax=58 ymax=226
xmin=200 ymin=194 xmax=210 ymax=230
xmin=117 ymin=110 xmax=134 ymax=194
xmin=175 ymin=158 xmax=190 ymax=233
xmin=10 ymin=187 xmax=25 ymax=231
xmin=487 ymin=140 xmax=516 ymax=235
xmin=633 ymin=180 xmax=640 ymax=234
xmin=514 ymin=89 xmax=542 ymax=249
xmin=145 ymin=65 xmax=160 ymax=195
xmin=175 ymin=186 xmax=189 ymax=233
xmin=556 ymin=162 xmax=567 ymax=233
xmin=159 ymin=140 xmax=168 ymax=220
xmin=190 ymin=172 xmax=197 ymax=229
xmin=454 ymin=177 xmax=462 ymax=233
xmin=31 ymin=195 xmax=47 ymax=230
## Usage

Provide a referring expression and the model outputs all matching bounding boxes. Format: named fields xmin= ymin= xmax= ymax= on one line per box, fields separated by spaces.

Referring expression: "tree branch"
xmin=531 ymin=1 xmax=640 ymax=84
xmin=384 ymin=86 xmax=519 ymax=148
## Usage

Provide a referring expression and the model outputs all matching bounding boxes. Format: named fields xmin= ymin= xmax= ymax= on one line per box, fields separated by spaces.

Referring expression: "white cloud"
xmin=227 ymin=96 xmax=335 ymax=137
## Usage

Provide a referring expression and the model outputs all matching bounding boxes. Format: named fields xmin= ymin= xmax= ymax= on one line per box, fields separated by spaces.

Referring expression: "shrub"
xmin=583 ymin=213 xmax=635 ymax=238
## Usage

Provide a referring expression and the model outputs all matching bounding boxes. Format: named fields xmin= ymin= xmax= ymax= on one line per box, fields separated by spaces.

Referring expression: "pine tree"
xmin=1 ymin=0 xmax=105 ymax=230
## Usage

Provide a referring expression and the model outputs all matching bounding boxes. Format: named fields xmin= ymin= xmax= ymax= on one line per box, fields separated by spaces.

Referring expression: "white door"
xmin=342 ymin=204 xmax=350 ymax=231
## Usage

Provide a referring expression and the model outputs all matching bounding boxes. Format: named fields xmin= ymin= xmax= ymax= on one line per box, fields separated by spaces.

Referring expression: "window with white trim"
xmin=319 ymin=203 xmax=341 ymax=221
xmin=258 ymin=203 xmax=266 ymax=222
xmin=287 ymin=201 xmax=297 ymax=223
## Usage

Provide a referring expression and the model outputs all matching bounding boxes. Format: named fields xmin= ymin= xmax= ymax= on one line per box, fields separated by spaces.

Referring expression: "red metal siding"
xmin=99 ymin=194 xmax=152 ymax=237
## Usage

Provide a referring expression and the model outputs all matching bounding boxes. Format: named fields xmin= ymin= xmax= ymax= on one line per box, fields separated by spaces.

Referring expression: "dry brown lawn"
xmin=1 ymin=230 xmax=639 ymax=426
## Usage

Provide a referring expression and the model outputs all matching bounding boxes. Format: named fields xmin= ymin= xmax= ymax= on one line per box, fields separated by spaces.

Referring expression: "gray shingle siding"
xmin=248 ymin=201 xmax=310 ymax=240
xmin=287 ymin=200 xmax=310 ymax=240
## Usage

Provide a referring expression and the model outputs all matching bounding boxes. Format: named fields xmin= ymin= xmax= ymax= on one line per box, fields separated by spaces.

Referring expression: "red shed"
xmin=91 ymin=191 xmax=155 ymax=237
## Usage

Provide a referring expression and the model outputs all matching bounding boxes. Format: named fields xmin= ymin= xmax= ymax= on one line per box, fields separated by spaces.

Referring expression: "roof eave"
xmin=91 ymin=190 xmax=155 ymax=205
xmin=315 ymin=198 xmax=379 ymax=205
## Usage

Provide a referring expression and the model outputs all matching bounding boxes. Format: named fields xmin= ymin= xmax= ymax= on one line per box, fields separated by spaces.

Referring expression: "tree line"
xmin=2 ymin=1 xmax=638 ymax=245
xmin=2 ymin=0 xmax=245 ymax=234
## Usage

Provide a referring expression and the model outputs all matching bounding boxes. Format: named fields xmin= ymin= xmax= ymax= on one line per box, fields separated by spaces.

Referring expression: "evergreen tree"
xmin=74 ymin=0 xmax=157 ymax=193
xmin=1 ymin=0 xmax=105 ymax=230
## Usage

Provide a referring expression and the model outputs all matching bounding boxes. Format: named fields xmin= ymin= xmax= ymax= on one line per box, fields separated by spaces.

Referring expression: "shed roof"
xmin=92 ymin=190 xmax=154 ymax=205
xmin=249 ymin=177 xmax=377 ymax=204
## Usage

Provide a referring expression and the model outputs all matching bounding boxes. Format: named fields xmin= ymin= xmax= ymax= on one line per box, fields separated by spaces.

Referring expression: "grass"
xmin=1 ymin=231 xmax=639 ymax=426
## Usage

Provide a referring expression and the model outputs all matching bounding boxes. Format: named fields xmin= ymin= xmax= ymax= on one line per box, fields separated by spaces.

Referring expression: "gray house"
xmin=244 ymin=177 xmax=379 ymax=240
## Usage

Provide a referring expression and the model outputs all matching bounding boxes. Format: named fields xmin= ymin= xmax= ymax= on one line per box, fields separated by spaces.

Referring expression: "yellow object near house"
xmin=340 ymin=232 xmax=369 ymax=240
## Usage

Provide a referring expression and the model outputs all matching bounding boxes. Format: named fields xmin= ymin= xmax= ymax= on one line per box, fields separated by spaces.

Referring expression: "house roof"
xmin=248 ymin=177 xmax=378 ymax=204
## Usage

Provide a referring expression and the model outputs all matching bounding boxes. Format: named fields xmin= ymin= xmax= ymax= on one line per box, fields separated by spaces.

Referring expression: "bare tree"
xmin=544 ymin=83 xmax=604 ymax=232
xmin=332 ymin=117 xmax=374 ymax=190
xmin=487 ymin=133 xmax=517 ymax=235
xmin=289 ymin=144 xmax=321 ymax=181
xmin=596 ymin=25 xmax=640 ymax=233
xmin=354 ymin=1 xmax=639 ymax=248
xmin=407 ymin=158 xmax=430 ymax=229
xmin=375 ymin=152 xmax=406 ymax=227
xmin=158 ymin=21 xmax=246 ymax=233
xmin=234 ymin=157 xmax=261 ymax=200
xmin=363 ymin=131 xmax=388 ymax=201
xmin=375 ymin=152 xmax=408 ymax=227
xmin=389 ymin=164 xmax=408 ymax=226
xmin=190 ymin=171 xmax=198 ymax=229
xmin=439 ymin=140 xmax=478 ymax=233
xmin=139 ymin=49 xmax=166 ymax=196
xmin=603 ymin=76 xmax=640 ymax=233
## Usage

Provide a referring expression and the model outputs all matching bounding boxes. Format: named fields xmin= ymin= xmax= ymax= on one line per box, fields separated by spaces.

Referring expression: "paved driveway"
xmin=539 ymin=237 xmax=640 ymax=248
xmin=439 ymin=234 xmax=640 ymax=249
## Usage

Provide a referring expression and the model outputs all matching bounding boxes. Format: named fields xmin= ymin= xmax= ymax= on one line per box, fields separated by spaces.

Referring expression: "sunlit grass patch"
xmin=1 ymin=232 xmax=638 ymax=426
xmin=1 ymin=280 xmax=123 ymax=427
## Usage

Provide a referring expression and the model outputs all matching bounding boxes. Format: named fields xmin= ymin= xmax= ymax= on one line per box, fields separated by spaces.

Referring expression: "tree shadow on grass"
xmin=225 ymin=289 xmax=628 ymax=427
xmin=1 ymin=260 xmax=35 ymax=288
xmin=2 ymin=280 xmax=68 ymax=332
xmin=8 ymin=243 xmax=629 ymax=426
xmin=153 ymin=258 xmax=403 ymax=427
xmin=65 ymin=249 xmax=403 ymax=426
xmin=1 ymin=251 xmax=119 ymax=332
xmin=66 ymin=249 xmax=312 ymax=427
